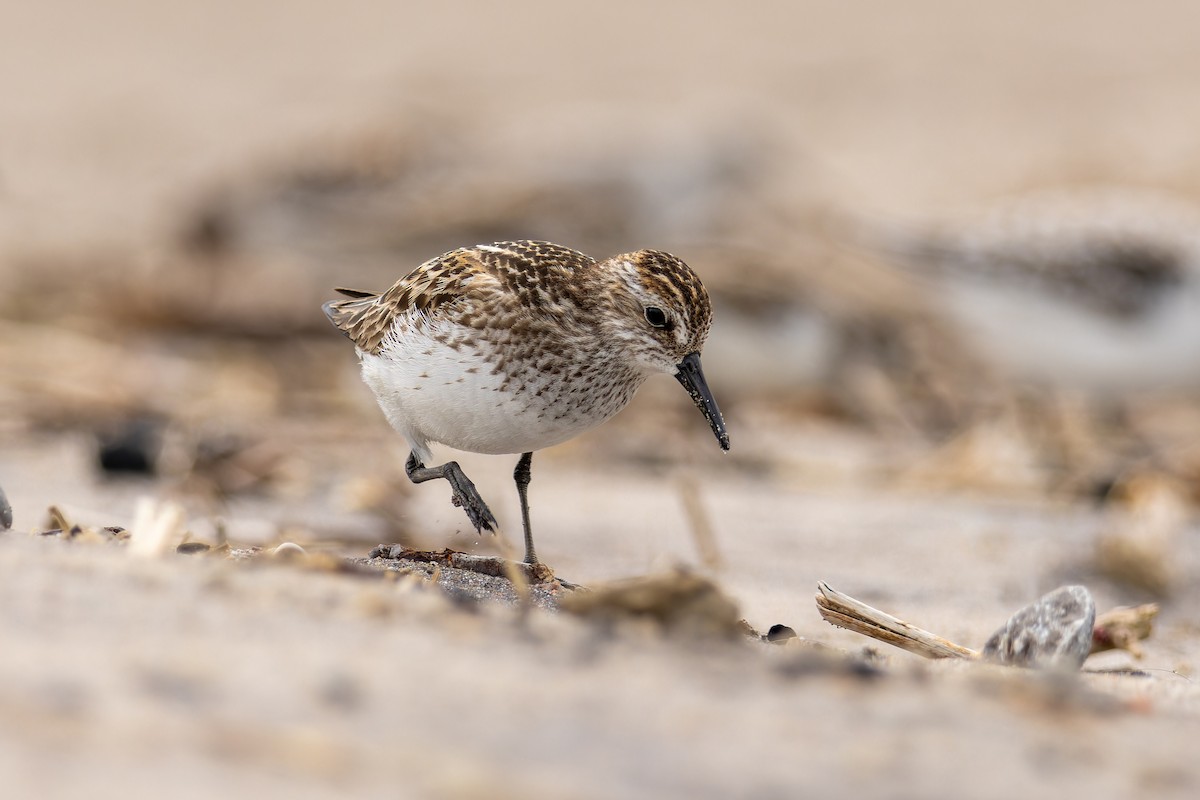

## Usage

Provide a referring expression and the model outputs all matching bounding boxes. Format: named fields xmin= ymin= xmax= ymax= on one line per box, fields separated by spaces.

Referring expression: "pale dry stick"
xmin=46 ymin=505 xmax=72 ymax=532
xmin=127 ymin=498 xmax=187 ymax=558
xmin=676 ymin=474 xmax=723 ymax=572
xmin=815 ymin=581 xmax=979 ymax=660
xmin=489 ymin=529 xmax=533 ymax=609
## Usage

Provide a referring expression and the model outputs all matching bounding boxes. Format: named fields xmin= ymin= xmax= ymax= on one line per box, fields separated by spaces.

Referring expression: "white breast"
xmin=358 ymin=322 xmax=641 ymax=464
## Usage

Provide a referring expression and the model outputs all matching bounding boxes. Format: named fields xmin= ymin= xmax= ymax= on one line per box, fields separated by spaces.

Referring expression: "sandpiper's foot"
xmin=445 ymin=472 xmax=499 ymax=533
xmin=405 ymin=453 xmax=498 ymax=534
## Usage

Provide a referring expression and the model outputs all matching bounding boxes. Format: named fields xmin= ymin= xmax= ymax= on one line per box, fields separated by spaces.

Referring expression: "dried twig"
xmin=127 ymin=498 xmax=187 ymax=558
xmin=677 ymin=475 xmax=723 ymax=571
xmin=815 ymin=581 xmax=979 ymax=659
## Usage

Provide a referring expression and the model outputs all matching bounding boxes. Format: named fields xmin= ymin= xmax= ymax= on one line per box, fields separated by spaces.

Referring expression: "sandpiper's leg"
xmin=405 ymin=452 xmax=498 ymax=533
xmin=513 ymin=451 xmax=536 ymax=565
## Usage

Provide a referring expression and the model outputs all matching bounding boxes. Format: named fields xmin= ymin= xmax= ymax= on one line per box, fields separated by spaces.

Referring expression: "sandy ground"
xmin=3 ymin=2 xmax=1200 ymax=798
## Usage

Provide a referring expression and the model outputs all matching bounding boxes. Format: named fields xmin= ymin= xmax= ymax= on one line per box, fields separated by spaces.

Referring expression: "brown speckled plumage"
xmin=324 ymin=241 xmax=710 ymax=354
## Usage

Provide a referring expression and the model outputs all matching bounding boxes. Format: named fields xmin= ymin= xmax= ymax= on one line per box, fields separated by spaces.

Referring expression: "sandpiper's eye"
xmin=644 ymin=306 xmax=670 ymax=329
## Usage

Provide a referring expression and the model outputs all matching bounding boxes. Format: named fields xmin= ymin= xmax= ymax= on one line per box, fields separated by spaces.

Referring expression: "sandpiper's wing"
xmin=321 ymin=240 xmax=595 ymax=353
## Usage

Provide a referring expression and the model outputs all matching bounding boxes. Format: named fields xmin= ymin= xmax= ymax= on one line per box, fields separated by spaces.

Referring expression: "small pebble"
xmin=0 ymin=484 xmax=11 ymax=530
xmin=271 ymin=542 xmax=307 ymax=558
xmin=765 ymin=624 xmax=798 ymax=643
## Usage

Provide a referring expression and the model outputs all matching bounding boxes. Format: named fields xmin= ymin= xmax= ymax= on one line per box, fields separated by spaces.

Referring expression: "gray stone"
xmin=982 ymin=585 xmax=1095 ymax=670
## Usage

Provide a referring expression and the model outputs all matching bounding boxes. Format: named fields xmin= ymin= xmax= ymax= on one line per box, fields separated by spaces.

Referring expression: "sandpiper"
xmin=0 ymin=483 xmax=11 ymax=530
xmin=871 ymin=188 xmax=1200 ymax=392
xmin=323 ymin=240 xmax=728 ymax=565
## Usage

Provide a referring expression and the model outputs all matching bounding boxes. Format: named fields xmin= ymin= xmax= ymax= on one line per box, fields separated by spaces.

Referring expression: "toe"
xmin=471 ymin=505 xmax=499 ymax=532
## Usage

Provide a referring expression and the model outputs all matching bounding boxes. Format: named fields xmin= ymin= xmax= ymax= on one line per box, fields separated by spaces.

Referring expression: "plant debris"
xmin=560 ymin=568 xmax=744 ymax=639
xmin=1091 ymin=603 xmax=1160 ymax=659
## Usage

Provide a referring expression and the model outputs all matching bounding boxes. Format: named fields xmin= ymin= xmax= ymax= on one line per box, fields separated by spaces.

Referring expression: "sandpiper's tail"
xmin=322 ymin=287 xmax=379 ymax=338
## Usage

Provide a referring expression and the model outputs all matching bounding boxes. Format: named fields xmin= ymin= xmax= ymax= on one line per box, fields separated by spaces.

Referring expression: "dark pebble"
xmin=765 ymin=624 xmax=798 ymax=643
xmin=96 ymin=417 xmax=163 ymax=476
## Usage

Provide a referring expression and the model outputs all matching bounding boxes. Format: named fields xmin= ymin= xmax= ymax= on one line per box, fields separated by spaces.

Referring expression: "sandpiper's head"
xmin=601 ymin=249 xmax=729 ymax=451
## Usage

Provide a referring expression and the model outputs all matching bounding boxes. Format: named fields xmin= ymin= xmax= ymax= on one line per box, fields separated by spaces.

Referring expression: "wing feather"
xmin=321 ymin=241 xmax=597 ymax=353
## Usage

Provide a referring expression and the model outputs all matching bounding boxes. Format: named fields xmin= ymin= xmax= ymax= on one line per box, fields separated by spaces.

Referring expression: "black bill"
xmin=674 ymin=352 xmax=730 ymax=452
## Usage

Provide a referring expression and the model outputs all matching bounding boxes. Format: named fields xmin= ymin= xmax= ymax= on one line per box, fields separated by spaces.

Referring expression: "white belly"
xmin=358 ymin=331 xmax=639 ymax=464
